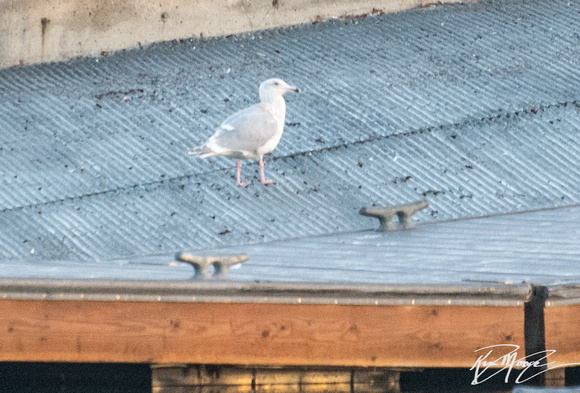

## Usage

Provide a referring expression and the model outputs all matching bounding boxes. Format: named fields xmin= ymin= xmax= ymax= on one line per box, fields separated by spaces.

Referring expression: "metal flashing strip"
xmin=543 ymin=282 xmax=580 ymax=307
xmin=0 ymin=278 xmax=531 ymax=306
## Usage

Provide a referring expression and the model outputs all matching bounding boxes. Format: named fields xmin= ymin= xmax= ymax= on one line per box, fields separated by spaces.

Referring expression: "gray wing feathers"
xmin=208 ymin=104 xmax=277 ymax=155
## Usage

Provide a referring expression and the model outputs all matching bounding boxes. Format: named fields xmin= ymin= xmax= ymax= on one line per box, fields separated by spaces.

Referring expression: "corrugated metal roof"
xmin=0 ymin=0 xmax=578 ymax=265
xmin=1 ymin=206 xmax=578 ymax=286
xmin=222 ymin=206 xmax=580 ymax=285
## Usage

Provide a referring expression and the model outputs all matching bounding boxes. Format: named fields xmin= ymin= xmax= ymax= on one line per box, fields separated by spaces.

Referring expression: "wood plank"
xmin=152 ymin=365 xmax=255 ymax=387
xmin=152 ymin=387 xmax=253 ymax=393
xmin=151 ymin=385 xmax=354 ymax=393
xmin=152 ymin=365 xmax=399 ymax=392
xmin=0 ymin=299 xmax=524 ymax=367
xmin=544 ymin=305 xmax=580 ymax=366
xmin=544 ymin=368 xmax=566 ymax=387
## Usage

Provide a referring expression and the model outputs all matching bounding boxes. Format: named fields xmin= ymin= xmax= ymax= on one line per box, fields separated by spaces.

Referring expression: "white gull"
xmin=188 ymin=78 xmax=300 ymax=187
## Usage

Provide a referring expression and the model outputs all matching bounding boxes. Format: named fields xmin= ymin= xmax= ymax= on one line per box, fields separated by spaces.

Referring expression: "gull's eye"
xmin=274 ymin=82 xmax=280 ymax=86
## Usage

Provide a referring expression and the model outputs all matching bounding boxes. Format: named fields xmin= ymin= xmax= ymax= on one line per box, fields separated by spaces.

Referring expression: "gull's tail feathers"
xmin=187 ymin=144 xmax=214 ymax=158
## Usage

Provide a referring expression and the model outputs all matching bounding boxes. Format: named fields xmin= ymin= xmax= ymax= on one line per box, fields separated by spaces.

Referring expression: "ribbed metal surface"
xmin=1 ymin=207 xmax=578 ymax=286
xmin=223 ymin=206 xmax=580 ymax=285
xmin=0 ymin=0 xmax=578 ymax=263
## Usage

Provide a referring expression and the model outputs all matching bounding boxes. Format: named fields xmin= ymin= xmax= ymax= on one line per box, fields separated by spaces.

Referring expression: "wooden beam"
xmin=544 ymin=304 xmax=580 ymax=366
xmin=152 ymin=365 xmax=400 ymax=393
xmin=0 ymin=299 xmax=524 ymax=367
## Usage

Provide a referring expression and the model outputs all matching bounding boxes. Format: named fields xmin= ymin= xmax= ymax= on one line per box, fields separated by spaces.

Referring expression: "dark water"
xmin=2 ymin=364 xmax=580 ymax=392
xmin=0 ymin=363 xmax=150 ymax=393
xmin=401 ymin=369 xmax=514 ymax=392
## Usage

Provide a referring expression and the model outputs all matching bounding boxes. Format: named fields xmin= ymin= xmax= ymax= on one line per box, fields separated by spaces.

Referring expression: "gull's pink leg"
xmin=259 ymin=156 xmax=276 ymax=185
xmin=236 ymin=160 xmax=251 ymax=187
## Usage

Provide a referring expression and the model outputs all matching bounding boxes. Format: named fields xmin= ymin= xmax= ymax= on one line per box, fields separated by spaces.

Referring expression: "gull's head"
xmin=259 ymin=78 xmax=300 ymax=102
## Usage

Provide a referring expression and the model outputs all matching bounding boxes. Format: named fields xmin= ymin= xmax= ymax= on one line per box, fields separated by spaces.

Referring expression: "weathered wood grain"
xmin=0 ymin=299 xmax=524 ymax=367
xmin=544 ymin=305 xmax=580 ymax=367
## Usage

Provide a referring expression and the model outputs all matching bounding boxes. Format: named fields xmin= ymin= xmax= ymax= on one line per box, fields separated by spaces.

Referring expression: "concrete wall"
xmin=0 ymin=0 xmax=450 ymax=69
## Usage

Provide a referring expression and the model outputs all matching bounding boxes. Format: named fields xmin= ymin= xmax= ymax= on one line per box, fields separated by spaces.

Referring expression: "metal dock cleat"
xmin=175 ymin=252 xmax=249 ymax=280
xmin=360 ymin=200 xmax=429 ymax=232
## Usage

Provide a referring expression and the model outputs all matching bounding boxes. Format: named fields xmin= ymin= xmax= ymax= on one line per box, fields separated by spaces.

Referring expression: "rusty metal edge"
xmin=0 ymin=278 xmax=531 ymax=306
